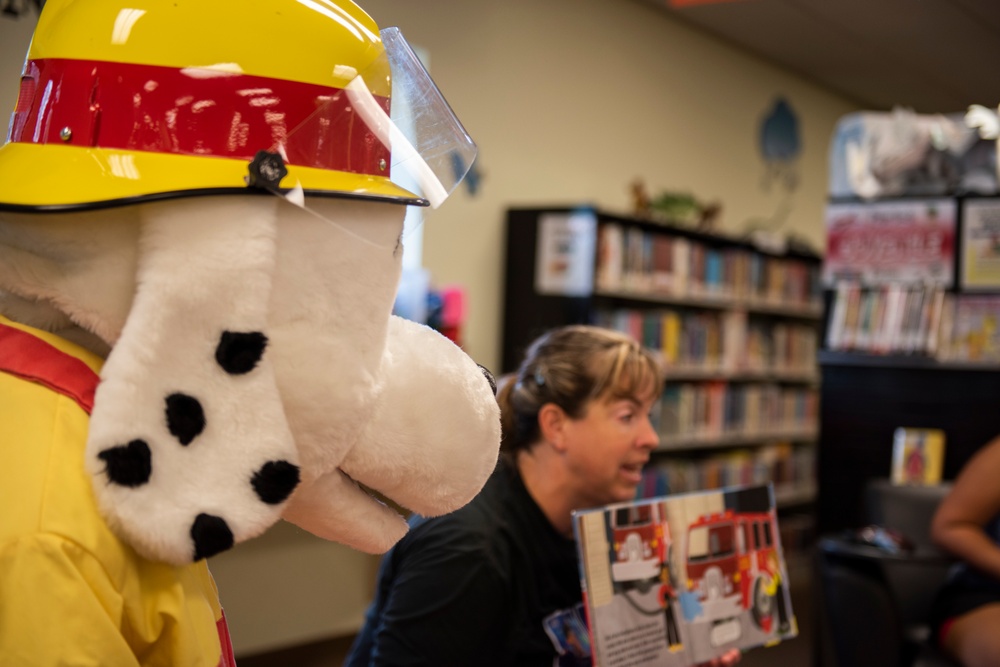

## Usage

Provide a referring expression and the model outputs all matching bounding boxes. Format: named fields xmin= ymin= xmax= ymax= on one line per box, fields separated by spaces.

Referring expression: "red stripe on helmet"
xmin=9 ymin=58 xmax=390 ymax=177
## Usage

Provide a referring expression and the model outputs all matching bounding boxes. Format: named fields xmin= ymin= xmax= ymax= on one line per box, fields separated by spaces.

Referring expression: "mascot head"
xmin=0 ymin=0 xmax=500 ymax=565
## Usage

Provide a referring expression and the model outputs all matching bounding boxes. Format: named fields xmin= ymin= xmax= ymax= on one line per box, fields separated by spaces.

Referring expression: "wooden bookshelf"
xmin=502 ymin=206 xmax=823 ymax=506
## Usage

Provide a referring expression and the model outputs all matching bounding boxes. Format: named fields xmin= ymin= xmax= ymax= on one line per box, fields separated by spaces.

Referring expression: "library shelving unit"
xmin=502 ymin=206 xmax=824 ymax=528
xmin=817 ymin=194 xmax=1000 ymax=535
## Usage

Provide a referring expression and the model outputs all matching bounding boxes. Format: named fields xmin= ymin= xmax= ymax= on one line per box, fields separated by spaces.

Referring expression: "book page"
xmin=580 ymin=511 xmax=614 ymax=607
xmin=575 ymin=484 xmax=797 ymax=667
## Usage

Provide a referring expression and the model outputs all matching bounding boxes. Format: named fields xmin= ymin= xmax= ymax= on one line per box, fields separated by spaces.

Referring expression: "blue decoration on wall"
xmin=759 ymin=97 xmax=800 ymax=193
xmin=451 ymin=151 xmax=482 ymax=196
xmin=760 ymin=98 xmax=800 ymax=162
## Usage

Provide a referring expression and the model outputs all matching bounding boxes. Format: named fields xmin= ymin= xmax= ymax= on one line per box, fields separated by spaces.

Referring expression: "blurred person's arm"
xmin=931 ymin=435 xmax=1000 ymax=580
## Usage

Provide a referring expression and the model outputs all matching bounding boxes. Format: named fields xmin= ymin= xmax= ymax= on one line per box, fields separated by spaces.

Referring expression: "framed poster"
xmin=534 ymin=211 xmax=597 ymax=296
xmin=823 ymin=199 xmax=956 ymax=287
xmin=960 ymin=199 xmax=1000 ymax=291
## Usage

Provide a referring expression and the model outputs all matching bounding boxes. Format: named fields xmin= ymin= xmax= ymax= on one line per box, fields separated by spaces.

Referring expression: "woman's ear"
xmin=538 ymin=403 xmax=569 ymax=452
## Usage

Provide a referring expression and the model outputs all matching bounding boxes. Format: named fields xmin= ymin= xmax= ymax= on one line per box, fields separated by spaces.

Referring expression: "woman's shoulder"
xmin=401 ymin=463 xmax=519 ymax=551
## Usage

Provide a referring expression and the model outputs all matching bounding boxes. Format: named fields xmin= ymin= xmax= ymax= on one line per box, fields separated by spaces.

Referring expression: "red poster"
xmin=823 ymin=199 xmax=956 ymax=287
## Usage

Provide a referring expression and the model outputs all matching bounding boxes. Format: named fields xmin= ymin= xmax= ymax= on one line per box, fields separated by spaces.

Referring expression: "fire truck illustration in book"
xmin=604 ymin=486 xmax=793 ymax=652
xmin=684 ymin=508 xmax=791 ymax=638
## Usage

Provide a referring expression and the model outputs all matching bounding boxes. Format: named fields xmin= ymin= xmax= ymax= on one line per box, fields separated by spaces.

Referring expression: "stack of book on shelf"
xmin=595 ymin=308 xmax=817 ymax=377
xmin=656 ymin=383 xmax=817 ymax=446
xmin=595 ymin=309 xmax=725 ymax=370
xmin=825 ymin=282 xmax=947 ymax=356
xmin=939 ymin=295 xmax=1000 ymax=363
xmin=827 ymin=283 xmax=1000 ymax=363
xmin=639 ymin=443 xmax=816 ymax=504
xmin=595 ymin=222 xmax=821 ymax=310
xmin=745 ymin=320 xmax=818 ymax=374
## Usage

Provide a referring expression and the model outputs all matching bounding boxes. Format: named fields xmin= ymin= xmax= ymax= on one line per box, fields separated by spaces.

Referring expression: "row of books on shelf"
xmin=638 ymin=442 xmax=816 ymax=502
xmin=826 ymin=282 xmax=1000 ymax=362
xmin=596 ymin=308 xmax=818 ymax=376
xmin=657 ymin=382 xmax=818 ymax=443
xmin=595 ymin=222 xmax=822 ymax=308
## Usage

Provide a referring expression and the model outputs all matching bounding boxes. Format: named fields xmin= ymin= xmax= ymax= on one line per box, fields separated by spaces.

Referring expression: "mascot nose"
xmin=191 ymin=513 xmax=235 ymax=561
xmin=477 ymin=364 xmax=497 ymax=396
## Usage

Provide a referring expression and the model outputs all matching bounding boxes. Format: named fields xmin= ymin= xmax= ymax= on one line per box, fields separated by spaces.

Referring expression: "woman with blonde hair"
xmin=347 ymin=325 xmax=739 ymax=666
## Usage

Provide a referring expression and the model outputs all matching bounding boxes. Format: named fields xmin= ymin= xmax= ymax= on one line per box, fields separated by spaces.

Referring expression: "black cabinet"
xmin=817 ymin=353 xmax=1000 ymax=534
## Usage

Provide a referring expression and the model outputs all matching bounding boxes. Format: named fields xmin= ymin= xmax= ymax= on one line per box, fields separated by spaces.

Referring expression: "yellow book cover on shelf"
xmin=891 ymin=427 xmax=946 ymax=486
xmin=661 ymin=311 xmax=681 ymax=365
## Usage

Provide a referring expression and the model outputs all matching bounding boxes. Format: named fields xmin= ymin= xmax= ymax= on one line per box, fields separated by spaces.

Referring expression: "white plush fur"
xmin=267 ymin=198 xmax=502 ymax=553
xmin=282 ymin=316 xmax=503 ymax=553
xmin=85 ymin=197 xmax=299 ymax=564
xmin=0 ymin=195 xmax=501 ymax=565
xmin=0 ymin=209 xmax=138 ymax=346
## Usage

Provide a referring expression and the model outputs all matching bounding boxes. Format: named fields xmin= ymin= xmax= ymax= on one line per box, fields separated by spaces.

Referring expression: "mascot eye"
xmin=478 ymin=364 xmax=497 ymax=396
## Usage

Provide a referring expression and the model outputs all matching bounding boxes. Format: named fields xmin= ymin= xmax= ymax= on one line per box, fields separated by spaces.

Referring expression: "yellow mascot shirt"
xmin=0 ymin=316 xmax=234 ymax=666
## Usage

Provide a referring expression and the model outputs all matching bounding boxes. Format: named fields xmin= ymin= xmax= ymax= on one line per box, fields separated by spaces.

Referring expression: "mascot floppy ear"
xmin=253 ymin=197 xmax=501 ymax=556
xmin=86 ymin=196 xmax=302 ymax=565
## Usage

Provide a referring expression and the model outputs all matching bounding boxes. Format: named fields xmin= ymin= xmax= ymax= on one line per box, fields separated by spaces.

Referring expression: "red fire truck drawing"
xmin=607 ymin=502 xmax=685 ymax=648
xmin=684 ymin=508 xmax=786 ymax=633
xmin=608 ymin=502 xmax=670 ymax=587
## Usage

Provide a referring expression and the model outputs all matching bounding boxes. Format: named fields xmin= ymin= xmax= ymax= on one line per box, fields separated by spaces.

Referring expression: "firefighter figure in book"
xmin=0 ymin=1 xmax=501 ymax=664
xmin=660 ymin=576 xmax=683 ymax=650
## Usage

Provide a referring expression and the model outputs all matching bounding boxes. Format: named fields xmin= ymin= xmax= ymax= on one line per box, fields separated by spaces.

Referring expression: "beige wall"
xmin=0 ymin=0 xmax=857 ymax=371
xmin=361 ymin=0 xmax=857 ymax=370
xmin=0 ymin=15 xmax=33 ymax=114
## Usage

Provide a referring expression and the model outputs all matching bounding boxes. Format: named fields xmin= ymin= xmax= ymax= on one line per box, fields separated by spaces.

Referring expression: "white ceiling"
xmin=638 ymin=0 xmax=1000 ymax=113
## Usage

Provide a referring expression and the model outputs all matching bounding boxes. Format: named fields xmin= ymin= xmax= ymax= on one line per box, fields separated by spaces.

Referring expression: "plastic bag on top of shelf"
xmin=829 ymin=107 xmax=997 ymax=200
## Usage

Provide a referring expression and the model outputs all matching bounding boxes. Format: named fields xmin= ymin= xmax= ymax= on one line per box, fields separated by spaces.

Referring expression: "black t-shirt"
xmin=345 ymin=460 xmax=584 ymax=667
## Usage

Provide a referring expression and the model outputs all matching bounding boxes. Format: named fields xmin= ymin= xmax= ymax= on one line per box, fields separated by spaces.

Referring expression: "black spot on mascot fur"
xmin=191 ymin=513 xmax=234 ymax=560
xmin=98 ymin=439 xmax=152 ymax=487
xmin=252 ymin=460 xmax=301 ymax=504
xmin=165 ymin=393 xmax=206 ymax=445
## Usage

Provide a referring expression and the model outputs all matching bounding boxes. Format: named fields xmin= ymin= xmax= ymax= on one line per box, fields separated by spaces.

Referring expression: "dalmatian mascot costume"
xmin=0 ymin=1 xmax=501 ymax=664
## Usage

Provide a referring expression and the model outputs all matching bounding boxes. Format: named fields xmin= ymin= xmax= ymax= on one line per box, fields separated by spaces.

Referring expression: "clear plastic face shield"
xmin=250 ymin=27 xmax=477 ymax=248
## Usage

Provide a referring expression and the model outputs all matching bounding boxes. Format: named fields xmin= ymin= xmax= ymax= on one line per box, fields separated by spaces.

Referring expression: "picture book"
xmin=891 ymin=427 xmax=946 ymax=486
xmin=571 ymin=484 xmax=797 ymax=667
xmin=943 ymin=295 xmax=1000 ymax=362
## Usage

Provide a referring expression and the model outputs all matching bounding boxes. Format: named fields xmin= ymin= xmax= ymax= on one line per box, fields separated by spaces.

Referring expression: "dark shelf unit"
xmin=502 ymin=206 xmax=823 ymax=372
xmin=502 ymin=206 xmax=824 ymax=512
xmin=816 ymin=194 xmax=1000 ymax=535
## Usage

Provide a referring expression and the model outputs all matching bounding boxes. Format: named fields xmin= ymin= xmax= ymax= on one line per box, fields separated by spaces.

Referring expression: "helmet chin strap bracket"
xmin=246 ymin=151 xmax=289 ymax=192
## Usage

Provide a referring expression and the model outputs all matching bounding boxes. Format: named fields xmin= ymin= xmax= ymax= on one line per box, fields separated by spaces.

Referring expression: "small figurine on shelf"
xmin=650 ymin=191 xmax=706 ymax=227
xmin=631 ymin=178 xmax=653 ymax=219
xmin=629 ymin=179 xmax=722 ymax=231
xmin=695 ymin=201 xmax=722 ymax=232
